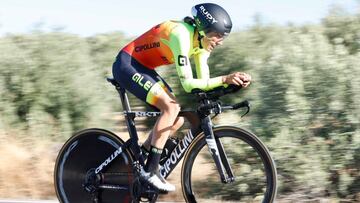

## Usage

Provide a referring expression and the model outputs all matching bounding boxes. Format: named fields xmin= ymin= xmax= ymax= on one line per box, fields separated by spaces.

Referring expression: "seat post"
xmin=113 ymin=82 xmax=145 ymax=165
xmin=116 ymin=86 xmax=132 ymax=112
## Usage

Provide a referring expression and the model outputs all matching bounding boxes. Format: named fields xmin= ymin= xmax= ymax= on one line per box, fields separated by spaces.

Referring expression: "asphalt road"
xmin=0 ymin=200 xmax=178 ymax=203
xmin=0 ymin=201 xmax=58 ymax=203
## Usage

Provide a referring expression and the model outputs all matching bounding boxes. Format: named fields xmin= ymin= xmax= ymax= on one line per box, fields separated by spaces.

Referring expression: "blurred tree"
xmin=0 ymin=6 xmax=359 ymax=200
xmin=0 ymin=32 xmax=117 ymax=139
xmin=323 ymin=5 xmax=360 ymax=54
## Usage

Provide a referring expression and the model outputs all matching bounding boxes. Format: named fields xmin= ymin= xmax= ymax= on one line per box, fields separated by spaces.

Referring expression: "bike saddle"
xmin=106 ymin=77 xmax=120 ymax=88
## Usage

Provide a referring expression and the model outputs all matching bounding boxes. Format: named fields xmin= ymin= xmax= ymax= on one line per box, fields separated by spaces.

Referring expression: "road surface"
xmin=0 ymin=200 xmax=178 ymax=203
xmin=0 ymin=201 xmax=58 ymax=203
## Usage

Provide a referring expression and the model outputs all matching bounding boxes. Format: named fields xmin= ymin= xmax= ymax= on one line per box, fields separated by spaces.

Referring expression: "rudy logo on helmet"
xmin=198 ymin=5 xmax=218 ymax=24
xmin=192 ymin=3 xmax=232 ymax=37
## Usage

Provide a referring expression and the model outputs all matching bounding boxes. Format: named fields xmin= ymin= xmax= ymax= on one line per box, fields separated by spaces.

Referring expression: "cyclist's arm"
xmin=193 ymin=49 xmax=227 ymax=87
xmin=168 ymin=24 xmax=224 ymax=93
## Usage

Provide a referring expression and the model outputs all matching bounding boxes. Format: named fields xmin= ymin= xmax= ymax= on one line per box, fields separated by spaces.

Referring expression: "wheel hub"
xmin=83 ymin=168 xmax=102 ymax=193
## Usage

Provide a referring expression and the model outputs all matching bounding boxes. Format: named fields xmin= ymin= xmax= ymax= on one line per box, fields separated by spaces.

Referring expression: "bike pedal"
xmin=83 ymin=183 xmax=98 ymax=193
xmin=158 ymin=190 xmax=168 ymax=194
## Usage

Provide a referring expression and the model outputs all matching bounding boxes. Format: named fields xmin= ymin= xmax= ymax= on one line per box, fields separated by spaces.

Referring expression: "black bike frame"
xmin=95 ymin=80 xmax=234 ymax=183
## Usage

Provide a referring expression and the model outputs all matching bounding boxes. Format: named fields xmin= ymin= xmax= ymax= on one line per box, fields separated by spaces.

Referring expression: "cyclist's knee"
xmin=171 ymin=116 xmax=184 ymax=131
xmin=162 ymin=101 xmax=180 ymax=117
xmin=153 ymin=91 xmax=180 ymax=117
xmin=175 ymin=116 xmax=185 ymax=127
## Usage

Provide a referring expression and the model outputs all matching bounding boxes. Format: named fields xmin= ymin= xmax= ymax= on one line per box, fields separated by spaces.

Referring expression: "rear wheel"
xmin=54 ymin=128 xmax=134 ymax=203
xmin=181 ymin=126 xmax=277 ymax=203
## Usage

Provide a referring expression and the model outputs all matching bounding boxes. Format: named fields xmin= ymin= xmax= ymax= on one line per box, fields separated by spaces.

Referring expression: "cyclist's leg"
xmin=137 ymin=83 xmax=179 ymax=191
xmin=143 ymin=113 xmax=184 ymax=151
xmin=113 ymin=51 xmax=184 ymax=146
xmin=113 ymin=51 xmax=179 ymax=191
xmin=147 ymin=87 xmax=181 ymax=148
xmin=112 ymin=51 xmax=160 ymax=104
xmin=113 ymin=50 xmax=182 ymax=147
xmin=142 ymin=75 xmax=184 ymax=150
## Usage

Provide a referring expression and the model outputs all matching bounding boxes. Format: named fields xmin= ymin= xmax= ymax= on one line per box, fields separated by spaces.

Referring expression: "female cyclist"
xmin=112 ymin=3 xmax=251 ymax=192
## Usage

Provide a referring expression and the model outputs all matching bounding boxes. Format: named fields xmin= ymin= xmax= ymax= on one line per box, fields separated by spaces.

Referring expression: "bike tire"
xmin=54 ymin=128 xmax=134 ymax=203
xmin=181 ymin=126 xmax=277 ymax=203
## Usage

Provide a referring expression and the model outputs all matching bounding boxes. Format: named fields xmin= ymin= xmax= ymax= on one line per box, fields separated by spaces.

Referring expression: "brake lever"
xmin=241 ymin=104 xmax=250 ymax=118
xmin=214 ymin=102 xmax=222 ymax=114
xmin=231 ymin=100 xmax=250 ymax=117
xmin=210 ymin=102 xmax=222 ymax=120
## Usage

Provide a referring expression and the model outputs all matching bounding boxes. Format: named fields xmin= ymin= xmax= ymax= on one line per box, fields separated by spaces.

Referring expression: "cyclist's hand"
xmin=222 ymin=72 xmax=252 ymax=87
xmin=241 ymin=72 xmax=251 ymax=87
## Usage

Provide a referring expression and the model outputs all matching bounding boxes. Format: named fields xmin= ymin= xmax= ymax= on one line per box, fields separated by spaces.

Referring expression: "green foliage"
xmin=0 ymin=32 xmax=122 ymax=139
xmin=0 ymin=7 xmax=359 ymax=200
xmin=198 ymin=10 xmax=359 ymax=199
xmin=323 ymin=5 xmax=360 ymax=54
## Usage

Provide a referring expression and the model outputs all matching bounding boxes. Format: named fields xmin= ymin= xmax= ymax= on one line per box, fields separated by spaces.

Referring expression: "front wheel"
xmin=54 ymin=128 xmax=134 ymax=203
xmin=181 ymin=126 xmax=277 ymax=203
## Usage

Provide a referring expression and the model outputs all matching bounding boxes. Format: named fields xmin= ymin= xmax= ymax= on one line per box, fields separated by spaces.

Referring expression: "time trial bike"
xmin=54 ymin=77 xmax=277 ymax=203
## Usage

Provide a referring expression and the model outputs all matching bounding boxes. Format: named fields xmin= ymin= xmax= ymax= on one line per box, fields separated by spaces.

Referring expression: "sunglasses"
xmin=199 ymin=30 xmax=227 ymax=40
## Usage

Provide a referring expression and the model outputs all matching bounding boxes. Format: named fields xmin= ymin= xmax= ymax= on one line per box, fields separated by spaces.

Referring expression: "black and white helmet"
xmin=191 ymin=3 xmax=232 ymax=37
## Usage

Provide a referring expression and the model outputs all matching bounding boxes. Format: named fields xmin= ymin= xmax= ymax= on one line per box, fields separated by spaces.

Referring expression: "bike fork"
xmin=201 ymin=117 xmax=235 ymax=183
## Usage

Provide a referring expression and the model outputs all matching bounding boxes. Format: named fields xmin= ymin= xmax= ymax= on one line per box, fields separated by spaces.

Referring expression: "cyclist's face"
xmin=201 ymin=32 xmax=224 ymax=52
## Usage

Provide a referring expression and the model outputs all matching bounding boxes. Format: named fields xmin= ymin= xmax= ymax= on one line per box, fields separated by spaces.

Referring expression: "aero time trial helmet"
xmin=191 ymin=3 xmax=232 ymax=37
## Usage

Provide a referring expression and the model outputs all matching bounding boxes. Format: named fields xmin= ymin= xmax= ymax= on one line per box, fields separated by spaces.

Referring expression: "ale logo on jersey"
xmin=135 ymin=42 xmax=160 ymax=52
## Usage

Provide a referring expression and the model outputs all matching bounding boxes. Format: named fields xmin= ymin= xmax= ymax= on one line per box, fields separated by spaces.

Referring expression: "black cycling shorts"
xmin=112 ymin=51 xmax=173 ymax=108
